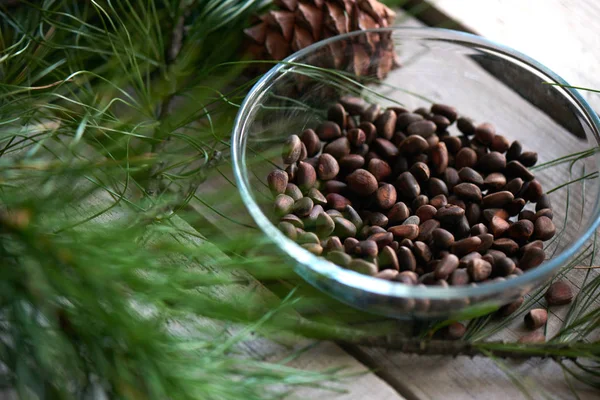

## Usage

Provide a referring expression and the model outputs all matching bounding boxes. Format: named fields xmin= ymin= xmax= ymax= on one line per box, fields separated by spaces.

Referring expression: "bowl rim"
xmin=232 ymin=27 xmax=600 ymax=300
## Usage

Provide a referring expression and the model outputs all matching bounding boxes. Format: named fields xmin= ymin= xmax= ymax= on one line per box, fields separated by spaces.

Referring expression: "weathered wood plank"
xmin=353 ymin=350 xmax=598 ymax=400
xmin=277 ymin=341 xmax=406 ymax=400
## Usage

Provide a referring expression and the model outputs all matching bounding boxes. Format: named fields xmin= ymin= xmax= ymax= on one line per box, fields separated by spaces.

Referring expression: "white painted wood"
xmin=434 ymin=0 xmax=600 ymax=111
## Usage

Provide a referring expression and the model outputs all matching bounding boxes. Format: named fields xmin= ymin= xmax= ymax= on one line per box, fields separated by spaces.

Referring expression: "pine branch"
xmin=343 ymin=336 xmax=599 ymax=361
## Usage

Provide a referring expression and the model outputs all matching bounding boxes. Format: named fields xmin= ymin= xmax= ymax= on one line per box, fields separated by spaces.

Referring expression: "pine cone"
xmin=244 ymin=0 xmax=398 ymax=79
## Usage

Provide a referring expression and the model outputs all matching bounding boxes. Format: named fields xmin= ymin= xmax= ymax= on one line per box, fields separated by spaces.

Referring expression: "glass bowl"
xmin=232 ymin=27 xmax=600 ymax=318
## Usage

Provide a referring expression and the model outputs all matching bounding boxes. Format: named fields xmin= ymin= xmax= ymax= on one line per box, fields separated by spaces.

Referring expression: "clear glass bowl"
xmin=232 ymin=28 xmax=600 ymax=318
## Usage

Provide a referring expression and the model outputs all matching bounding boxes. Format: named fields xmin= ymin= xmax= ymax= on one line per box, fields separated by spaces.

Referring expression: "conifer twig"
xmin=343 ymin=336 xmax=596 ymax=361
xmin=147 ymin=0 xmax=187 ymax=197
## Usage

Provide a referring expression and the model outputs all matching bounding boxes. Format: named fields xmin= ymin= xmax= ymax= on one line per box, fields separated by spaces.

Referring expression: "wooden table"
xmin=192 ymin=2 xmax=600 ymax=399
